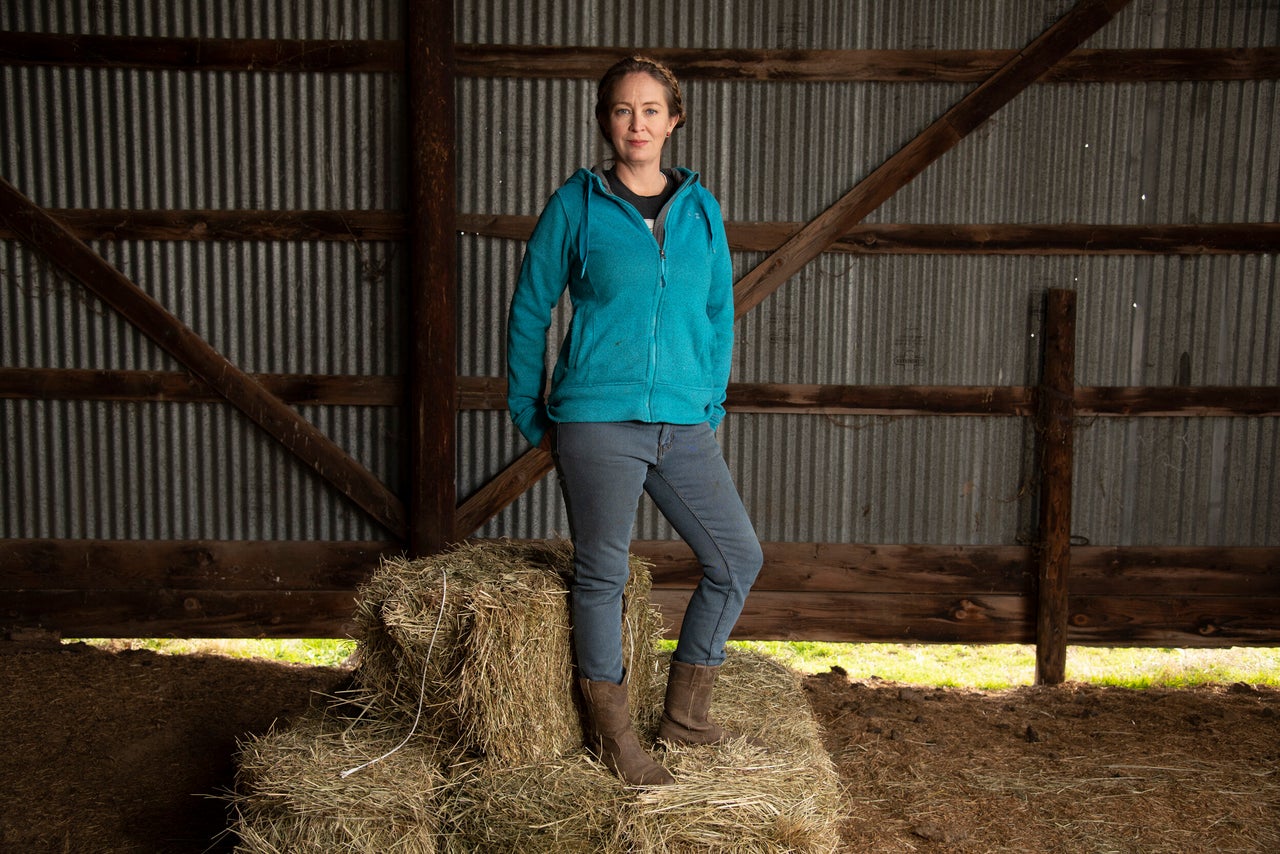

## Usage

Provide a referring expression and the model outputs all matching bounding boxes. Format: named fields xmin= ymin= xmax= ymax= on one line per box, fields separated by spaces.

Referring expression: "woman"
xmin=507 ymin=56 xmax=763 ymax=786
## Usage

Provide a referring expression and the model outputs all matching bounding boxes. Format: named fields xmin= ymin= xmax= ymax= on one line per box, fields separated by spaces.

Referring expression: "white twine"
xmin=340 ymin=568 xmax=447 ymax=779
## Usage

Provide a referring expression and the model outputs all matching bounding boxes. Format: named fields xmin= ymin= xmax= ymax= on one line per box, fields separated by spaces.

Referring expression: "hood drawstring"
xmin=577 ymin=173 xmax=593 ymax=278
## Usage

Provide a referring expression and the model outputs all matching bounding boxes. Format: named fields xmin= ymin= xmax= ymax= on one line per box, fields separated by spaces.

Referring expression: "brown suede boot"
xmin=579 ymin=677 xmax=674 ymax=786
xmin=658 ymin=659 xmax=739 ymax=746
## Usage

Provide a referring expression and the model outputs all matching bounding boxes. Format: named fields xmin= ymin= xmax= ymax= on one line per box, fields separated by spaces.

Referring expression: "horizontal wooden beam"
xmin=0 ymin=32 xmax=402 ymax=72
xmin=4 ymin=539 xmax=1276 ymax=643
xmin=6 ymin=369 xmax=1277 ymax=416
xmin=1077 ymin=386 xmax=1280 ymax=416
xmin=3 ymin=590 xmax=361 ymax=639
xmin=0 ymin=208 xmax=406 ymax=241
xmin=7 ymin=585 xmax=1272 ymax=644
xmin=465 ymin=215 xmax=1280 ymax=256
xmin=728 ymin=222 xmax=1280 ymax=256
xmin=4 ymin=33 xmax=1275 ymax=82
xmin=653 ymin=589 xmax=1038 ymax=645
xmin=655 ymin=589 xmax=1280 ymax=646
xmin=7 ymin=211 xmax=1278 ymax=257
xmin=7 ymin=539 xmax=1274 ymax=597
xmin=1064 ymin=595 xmax=1280 ymax=647
xmin=0 ymin=367 xmax=400 ymax=406
xmin=456 ymin=45 xmax=1280 ymax=83
xmin=634 ymin=541 xmax=1280 ymax=598
xmin=1 ymin=538 xmax=394 ymax=590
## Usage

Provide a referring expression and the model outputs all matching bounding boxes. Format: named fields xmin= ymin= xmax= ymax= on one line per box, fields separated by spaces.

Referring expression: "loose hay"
xmin=351 ymin=540 xmax=664 ymax=762
xmin=230 ymin=711 xmax=447 ymax=853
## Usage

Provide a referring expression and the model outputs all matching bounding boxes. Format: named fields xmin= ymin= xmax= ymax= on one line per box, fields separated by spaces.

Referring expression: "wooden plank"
xmin=0 ymin=209 xmax=407 ymax=241
xmin=7 ymin=538 xmax=1272 ymax=598
xmin=7 ymin=588 xmax=1276 ymax=645
xmin=725 ymin=382 xmax=1034 ymax=415
xmin=652 ymin=590 xmax=1037 ymax=644
xmin=636 ymin=540 xmax=1034 ymax=594
xmin=453 ymin=449 xmax=556 ymax=540
xmin=4 ymin=538 xmax=1277 ymax=641
xmin=405 ymin=0 xmax=458 ymax=555
xmin=732 ymin=0 xmax=1135 ymax=318
xmin=452 ymin=377 xmax=1037 ymax=415
xmin=7 ymin=369 xmax=1274 ymax=418
xmin=1 ymin=590 xmax=361 ymax=639
xmin=1046 ymin=47 xmax=1280 ymax=82
xmin=727 ymin=222 xmax=1280 ymax=256
xmin=0 ymin=367 xmax=401 ymax=406
xmin=452 ymin=377 xmax=1280 ymax=417
xmin=1066 ymin=596 xmax=1280 ymax=647
xmin=1078 ymin=386 xmax=1280 ymax=417
xmin=456 ymin=375 xmax=509 ymax=410
xmin=653 ymin=591 xmax=1280 ymax=646
xmin=8 ymin=212 xmax=1275 ymax=255
xmin=0 ymin=31 xmax=401 ymax=72
xmin=1035 ymin=289 xmax=1077 ymax=685
xmin=460 ymin=216 xmax=1280 ymax=257
xmin=1071 ymin=547 xmax=1280 ymax=597
xmin=0 ymin=539 xmax=394 ymax=590
xmin=0 ymin=177 xmax=408 ymax=539
xmin=455 ymin=44 xmax=1280 ymax=83
xmin=4 ymin=33 xmax=1274 ymax=82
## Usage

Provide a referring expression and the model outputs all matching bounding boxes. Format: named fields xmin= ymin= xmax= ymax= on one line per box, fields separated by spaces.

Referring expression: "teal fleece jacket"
xmin=507 ymin=166 xmax=734 ymax=447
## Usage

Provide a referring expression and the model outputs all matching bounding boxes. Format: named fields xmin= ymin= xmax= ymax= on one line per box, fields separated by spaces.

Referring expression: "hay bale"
xmin=440 ymin=649 xmax=843 ymax=853
xmin=229 ymin=541 xmax=841 ymax=852
xmin=351 ymin=540 xmax=664 ymax=763
xmin=230 ymin=711 xmax=447 ymax=854
xmin=439 ymin=753 xmax=627 ymax=852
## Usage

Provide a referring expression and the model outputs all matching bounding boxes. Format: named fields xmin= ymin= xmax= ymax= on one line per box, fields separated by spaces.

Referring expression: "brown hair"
xmin=594 ymin=55 xmax=687 ymax=145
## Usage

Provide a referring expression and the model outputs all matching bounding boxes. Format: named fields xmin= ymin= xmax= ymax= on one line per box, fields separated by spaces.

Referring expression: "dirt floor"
xmin=2 ymin=640 xmax=1278 ymax=853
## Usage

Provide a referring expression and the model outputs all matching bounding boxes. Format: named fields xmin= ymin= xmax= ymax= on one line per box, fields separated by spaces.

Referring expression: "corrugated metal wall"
xmin=455 ymin=0 xmax=1279 ymax=547
xmin=0 ymin=1 xmax=405 ymax=540
xmin=2 ymin=0 xmax=1277 ymax=548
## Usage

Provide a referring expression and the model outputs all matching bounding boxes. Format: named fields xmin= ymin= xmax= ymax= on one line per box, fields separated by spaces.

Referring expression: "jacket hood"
xmin=565 ymin=166 xmax=716 ymax=277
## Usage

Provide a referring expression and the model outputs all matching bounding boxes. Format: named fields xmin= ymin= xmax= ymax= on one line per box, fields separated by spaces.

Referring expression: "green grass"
xmin=72 ymin=637 xmax=1280 ymax=689
xmin=725 ymin=641 xmax=1280 ymax=689
xmin=74 ymin=637 xmax=358 ymax=668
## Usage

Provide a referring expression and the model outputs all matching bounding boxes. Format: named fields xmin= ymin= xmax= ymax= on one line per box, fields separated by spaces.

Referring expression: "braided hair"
xmin=594 ymin=55 xmax=687 ymax=145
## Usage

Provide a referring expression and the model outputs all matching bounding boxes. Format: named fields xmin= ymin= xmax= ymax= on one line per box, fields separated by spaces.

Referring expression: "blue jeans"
xmin=552 ymin=421 xmax=763 ymax=684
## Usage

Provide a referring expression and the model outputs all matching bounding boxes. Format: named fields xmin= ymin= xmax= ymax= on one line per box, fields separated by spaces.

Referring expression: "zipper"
xmin=591 ymin=169 xmax=693 ymax=419
xmin=646 ymin=246 xmax=668 ymax=419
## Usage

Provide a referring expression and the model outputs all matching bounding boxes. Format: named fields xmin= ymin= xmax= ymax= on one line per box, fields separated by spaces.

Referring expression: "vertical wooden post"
xmin=1036 ymin=289 xmax=1077 ymax=685
xmin=406 ymin=0 xmax=457 ymax=555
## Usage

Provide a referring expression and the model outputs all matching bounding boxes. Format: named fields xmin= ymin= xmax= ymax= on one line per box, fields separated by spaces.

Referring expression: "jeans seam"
xmin=646 ymin=466 xmax=740 ymax=663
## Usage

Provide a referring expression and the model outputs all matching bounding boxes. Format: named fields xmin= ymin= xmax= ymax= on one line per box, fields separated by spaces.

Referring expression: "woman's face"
xmin=606 ymin=72 xmax=680 ymax=170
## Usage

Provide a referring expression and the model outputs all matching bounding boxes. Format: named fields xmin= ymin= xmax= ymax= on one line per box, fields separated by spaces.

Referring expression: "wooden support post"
xmin=406 ymin=0 xmax=457 ymax=556
xmin=1036 ymin=289 xmax=1077 ymax=685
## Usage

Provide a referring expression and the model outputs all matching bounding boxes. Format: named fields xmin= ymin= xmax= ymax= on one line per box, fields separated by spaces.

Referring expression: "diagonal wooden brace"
xmin=0 ymin=176 xmax=407 ymax=540
xmin=733 ymin=0 xmax=1135 ymax=317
